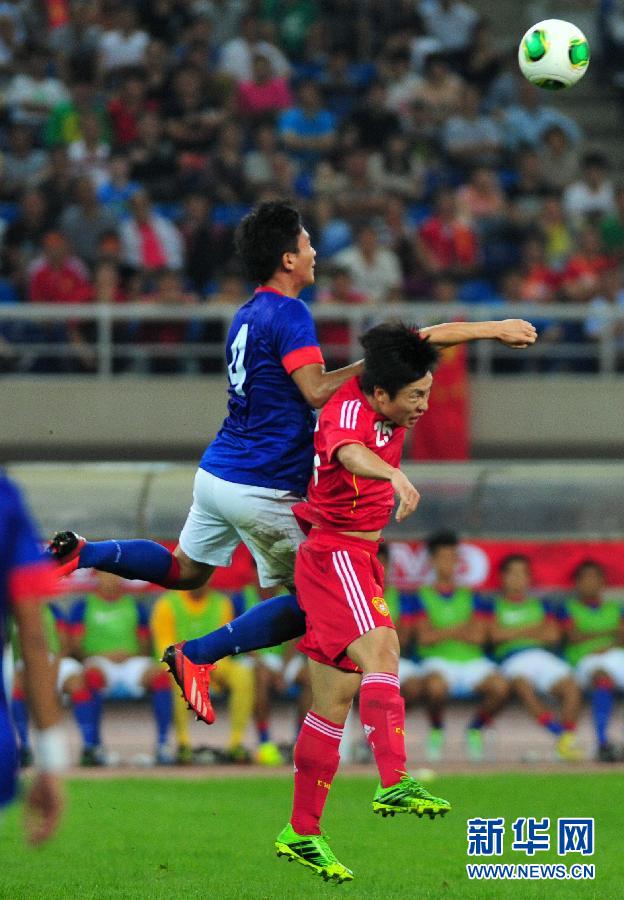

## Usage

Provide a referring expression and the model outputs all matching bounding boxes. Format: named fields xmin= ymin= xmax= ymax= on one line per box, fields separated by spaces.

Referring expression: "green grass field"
xmin=0 ymin=773 xmax=619 ymax=899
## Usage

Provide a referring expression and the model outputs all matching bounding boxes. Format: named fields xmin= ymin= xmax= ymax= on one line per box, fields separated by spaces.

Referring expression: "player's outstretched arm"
xmin=420 ymin=319 xmax=537 ymax=349
xmin=336 ymin=443 xmax=420 ymax=522
xmin=291 ymin=359 xmax=364 ymax=409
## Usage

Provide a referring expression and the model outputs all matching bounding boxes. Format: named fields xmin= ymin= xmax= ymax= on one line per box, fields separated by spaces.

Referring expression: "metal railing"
xmin=0 ymin=301 xmax=623 ymax=376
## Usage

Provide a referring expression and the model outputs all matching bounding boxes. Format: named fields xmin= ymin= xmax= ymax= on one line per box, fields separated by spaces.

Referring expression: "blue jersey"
xmin=200 ymin=287 xmax=324 ymax=495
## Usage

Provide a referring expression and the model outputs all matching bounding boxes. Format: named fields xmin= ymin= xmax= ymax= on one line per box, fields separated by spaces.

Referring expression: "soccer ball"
xmin=518 ymin=19 xmax=590 ymax=90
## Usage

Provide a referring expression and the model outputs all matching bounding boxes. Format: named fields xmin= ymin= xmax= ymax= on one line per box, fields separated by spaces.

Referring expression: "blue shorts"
xmin=0 ymin=698 xmax=18 ymax=808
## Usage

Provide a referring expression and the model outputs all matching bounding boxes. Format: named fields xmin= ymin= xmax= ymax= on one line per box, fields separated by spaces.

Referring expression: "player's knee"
xmin=150 ymin=670 xmax=172 ymax=692
xmin=85 ymin=667 xmax=106 ymax=692
xmin=485 ymin=674 xmax=510 ymax=702
xmin=401 ymin=678 xmax=422 ymax=706
xmin=424 ymin=673 xmax=448 ymax=702
xmin=358 ymin=626 xmax=400 ymax=673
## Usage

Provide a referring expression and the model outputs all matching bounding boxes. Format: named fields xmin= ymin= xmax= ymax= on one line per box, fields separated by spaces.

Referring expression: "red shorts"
xmin=295 ymin=530 xmax=395 ymax=672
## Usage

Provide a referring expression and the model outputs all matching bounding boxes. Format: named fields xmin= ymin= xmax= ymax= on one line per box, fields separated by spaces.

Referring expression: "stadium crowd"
xmin=0 ymin=1 xmax=623 ymax=373
xmin=7 ymin=533 xmax=624 ymax=768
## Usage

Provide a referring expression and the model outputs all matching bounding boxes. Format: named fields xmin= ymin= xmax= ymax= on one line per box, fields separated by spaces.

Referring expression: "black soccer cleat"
xmin=47 ymin=530 xmax=86 ymax=575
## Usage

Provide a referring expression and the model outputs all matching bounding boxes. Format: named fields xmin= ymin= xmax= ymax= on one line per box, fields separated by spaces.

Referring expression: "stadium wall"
xmin=2 ymin=376 xmax=624 ymax=459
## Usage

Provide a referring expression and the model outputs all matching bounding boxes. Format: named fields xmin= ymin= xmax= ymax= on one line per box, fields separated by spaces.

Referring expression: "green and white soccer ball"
xmin=518 ymin=19 xmax=590 ymax=90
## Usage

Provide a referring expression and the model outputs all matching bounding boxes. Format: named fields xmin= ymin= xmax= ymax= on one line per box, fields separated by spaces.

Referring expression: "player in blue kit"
xmin=0 ymin=472 xmax=67 ymax=843
xmin=48 ymin=200 xmax=537 ymax=723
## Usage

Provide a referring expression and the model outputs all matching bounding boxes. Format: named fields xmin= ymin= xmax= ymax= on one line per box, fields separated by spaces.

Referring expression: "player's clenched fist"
xmin=391 ymin=469 xmax=420 ymax=522
xmin=495 ymin=319 xmax=538 ymax=348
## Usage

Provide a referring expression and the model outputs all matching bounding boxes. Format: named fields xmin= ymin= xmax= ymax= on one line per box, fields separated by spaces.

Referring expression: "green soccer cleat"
xmin=372 ymin=774 xmax=451 ymax=819
xmin=275 ymin=823 xmax=354 ymax=883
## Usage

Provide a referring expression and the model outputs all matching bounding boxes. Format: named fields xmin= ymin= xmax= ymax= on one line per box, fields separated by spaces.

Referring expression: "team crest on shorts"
xmin=371 ymin=596 xmax=390 ymax=616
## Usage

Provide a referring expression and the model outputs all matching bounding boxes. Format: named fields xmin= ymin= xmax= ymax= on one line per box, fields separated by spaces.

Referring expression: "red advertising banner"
xmin=390 ymin=540 xmax=624 ymax=591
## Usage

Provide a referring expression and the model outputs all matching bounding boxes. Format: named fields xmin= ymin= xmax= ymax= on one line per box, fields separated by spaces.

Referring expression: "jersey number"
xmin=228 ymin=324 xmax=248 ymax=396
xmin=313 ymin=453 xmax=321 ymax=486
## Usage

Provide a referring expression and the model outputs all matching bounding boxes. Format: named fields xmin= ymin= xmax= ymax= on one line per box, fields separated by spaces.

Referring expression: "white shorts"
xmin=421 ymin=657 xmax=497 ymax=697
xmin=256 ymin=652 xmax=306 ymax=687
xmin=398 ymin=658 xmax=422 ymax=685
xmin=84 ymin=656 xmax=153 ymax=699
xmin=13 ymin=655 xmax=83 ymax=695
xmin=178 ymin=469 xmax=305 ymax=590
xmin=575 ymin=648 xmax=624 ymax=690
xmin=500 ymin=648 xmax=571 ymax=694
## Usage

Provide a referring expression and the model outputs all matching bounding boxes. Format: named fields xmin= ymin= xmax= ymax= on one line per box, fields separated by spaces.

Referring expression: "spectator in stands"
xmin=459 ymin=16 xmax=503 ymax=92
xmin=5 ymin=44 xmax=69 ymax=129
xmin=236 ymin=52 xmax=293 ymax=122
xmin=541 ymin=194 xmax=574 ymax=269
xmin=416 ymin=187 xmax=478 ymax=281
xmin=540 ymin=125 xmax=581 ymax=192
xmin=419 ymin=0 xmax=479 ymax=57
xmin=218 ymin=13 xmax=290 ymax=82
xmin=368 ymin=133 xmax=425 ymax=202
xmin=1 ymin=189 xmax=51 ymax=291
xmin=586 ymin=265 xmax=624 ymax=366
xmin=27 ymin=231 xmax=91 ymax=306
xmin=120 ymin=190 xmax=184 ymax=273
xmin=601 ymin=183 xmax=624 ymax=259
xmin=39 ymin=145 xmax=74 ymax=220
xmin=502 ymin=79 xmax=581 ymax=153
xmin=97 ymin=154 xmax=140 ymax=219
xmin=137 ymin=269 xmax=198 ymax=374
xmin=348 ymin=80 xmax=402 ymax=153
xmin=335 ymin=148 xmax=387 ymax=219
xmin=179 ymin=193 xmax=234 ymax=293
xmin=456 ymin=166 xmax=506 ymax=229
xmin=60 ymin=176 xmax=118 ymax=267
xmin=442 ymin=83 xmax=503 ymax=169
xmin=489 ymin=555 xmax=584 ymax=761
xmin=243 ymin=122 xmax=280 ymax=190
xmin=107 ymin=72 xmax=154 ymax=148
xmin=564 ymin=152 xmax=616 ymax=228
xmin=516 ymin=235 xmax=560 ymax=303
xmin=97 ymin=7 xmax=149 ymax=78
xmin=316 ymin=264 xmax=372 ymax=367
xmin=0 ymin=12 xmax=18 ymax=71
xmin=69 ymin=571 xmax=173 ymax=765
xmin=310 ymin=196 xmax=352 ymax=259
xmin=128 ymin=111 xmax=179 ymax=202
xmin=0 ymin=124 xmax=48 ymax=199
xmin=401 ymin=530 xmax=509 ymax=762
xmin=278 ymin=80 xmax=336 ymax=167
xmin=318 ymin=46 xmax=365 ymax=120
xmin=210 ymin=120 xmax=251 ymax=203
xmin=44 ymin=76 xmax=110 ymax=148
xmin=164 ymin=64 xmax=226 ymax=154
xmin=333 ymin=223 xmax=403 ymax=303
xmin=26 ymin=230 xmax=93 ymax=372
xmin=507 ymin=148 xmax=550 ymax=225
xmin=142 ymin=37 xmax=170 ymax=104
xmin=67 ymin=110 xmax=111 ymax=189
xmin=411 ymin=52 xmax=463 ymax=126
xmin=384 ymin=47 xmax=424 ymax=117
xmin=151 ymin=584 xmax=254 ymax=764
xmin=561 ymin=224 xmax=615 ymax=304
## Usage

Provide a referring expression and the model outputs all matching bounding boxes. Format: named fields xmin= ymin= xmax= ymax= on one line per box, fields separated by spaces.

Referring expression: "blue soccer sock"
xmin=11 ymin=693 xmax=29 ymax=749
xmin=71 ymin=690 xmax=100 ymax=749
xmin=538 ymin=712 xmax=563 ymax=736
xmin=592 ymin=678 xmax=615 ymax=747
xmin=79 ymin=539 xmax=178 ymax=586
xmin=151 ymin=677 xmax=173 ymax=746
xmin=183 ymin=593 xmax=305 ymax=664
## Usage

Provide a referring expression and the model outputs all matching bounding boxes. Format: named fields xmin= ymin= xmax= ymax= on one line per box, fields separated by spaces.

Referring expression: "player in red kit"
xmin=275 ymin=322 xmax=450 ymax=882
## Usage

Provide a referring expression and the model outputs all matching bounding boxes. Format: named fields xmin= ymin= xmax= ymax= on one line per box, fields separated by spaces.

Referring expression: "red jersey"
xmin=293 ymin=377 xmax=406 ymax=533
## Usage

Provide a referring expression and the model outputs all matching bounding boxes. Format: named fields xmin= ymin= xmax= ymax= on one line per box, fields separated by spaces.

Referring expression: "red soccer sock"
xmin=290 ymin=712 xmax=343 ymax=836
xmin=360 ymin=673 xmax=407 ymax=788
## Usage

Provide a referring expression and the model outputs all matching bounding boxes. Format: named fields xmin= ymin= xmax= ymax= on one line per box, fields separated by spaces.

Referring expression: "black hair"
xmin=573 ymin=559 xmax=605 ymax=581
xmin=582 ymin=151 xmax=609 ymax=170
xmin=360 ymin=320 xmax=439 ymax=399
xmin=499 ymin=553 xmax=531 ymax=575
xmin=377 ymin=543 xmax=390 ymax=562
xmin=426 ymin=530 xmax=458 ymax=556
xmin=235 ymin=200 xmax=302 ymax=284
